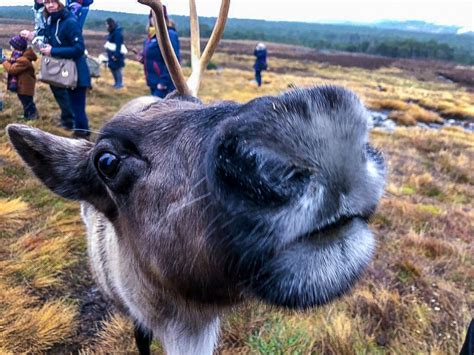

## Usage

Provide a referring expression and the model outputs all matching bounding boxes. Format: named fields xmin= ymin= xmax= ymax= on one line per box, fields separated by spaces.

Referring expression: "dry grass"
xmin=0 ymin=52 xmax=473 ymax=354
xmin=388 ymin=105 xmax=443 ymax=126
xmin=0 ymin=281 xmax=77 ymax=353
xmin=0 ymin=198 xmax=29 ymax=235
xmin=368 ymin=98 xmax=410 ymax=111
xmin=79 ymin=313 xmax=137 ymax=354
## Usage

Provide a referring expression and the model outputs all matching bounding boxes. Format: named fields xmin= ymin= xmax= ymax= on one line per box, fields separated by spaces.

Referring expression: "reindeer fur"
xmin=7 ymin=86 xmax=386 ymax=354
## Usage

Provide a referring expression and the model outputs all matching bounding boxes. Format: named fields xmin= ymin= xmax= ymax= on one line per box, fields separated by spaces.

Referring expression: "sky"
xmin=2 ymin=0 xmax=473 ymax=31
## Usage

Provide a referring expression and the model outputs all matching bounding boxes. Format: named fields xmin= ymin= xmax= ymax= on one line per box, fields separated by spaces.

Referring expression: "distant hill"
xmin=372 ymin=20 xmax=461 ymax=34
xmin=0 ymin=5 xmax=472 ymax=64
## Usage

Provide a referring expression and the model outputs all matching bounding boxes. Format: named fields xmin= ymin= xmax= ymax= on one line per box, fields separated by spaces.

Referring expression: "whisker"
xmin=167 ymin=192 xmax=212 ymax=216
xmin=73 ymin=128 xmax=103 ymax=135
xmin=188 ymin=176 xmax=207 ymax=195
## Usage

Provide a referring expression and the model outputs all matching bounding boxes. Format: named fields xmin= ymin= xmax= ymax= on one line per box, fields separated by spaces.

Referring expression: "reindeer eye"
xmin=96 ymin=152 xmax=120 ymax=179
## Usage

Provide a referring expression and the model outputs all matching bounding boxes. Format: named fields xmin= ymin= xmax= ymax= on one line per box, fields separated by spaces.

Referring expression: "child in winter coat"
xmin=2 ymin=35 xmax=39 ymax=120
xmin=66 ymin=0 xmax=93 ymax=29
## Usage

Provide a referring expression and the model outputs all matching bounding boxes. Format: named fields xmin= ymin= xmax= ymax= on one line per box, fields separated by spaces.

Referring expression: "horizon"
xmin=1 ymin=0 xmax=472 ymax=31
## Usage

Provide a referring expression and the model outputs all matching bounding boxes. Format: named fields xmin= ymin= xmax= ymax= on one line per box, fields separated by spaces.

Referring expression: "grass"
xmin=388 ymin=105 xmax=443 ymax=126
xmin=213 ymin=51 xmax=474 ymax=124
xmin=0 ymin=51 xmax=473 ymax=353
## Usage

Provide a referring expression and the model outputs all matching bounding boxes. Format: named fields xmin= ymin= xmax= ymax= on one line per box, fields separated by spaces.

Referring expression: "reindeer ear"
xmin=6 ymin=124 xmax=106 ymax=203
xmin=211 ymin=132 xmax=311 ymax=208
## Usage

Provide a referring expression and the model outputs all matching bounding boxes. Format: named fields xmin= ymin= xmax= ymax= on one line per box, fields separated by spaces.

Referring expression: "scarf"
xmin=148 ymin=26 xmax=156 ymax=39
xmin=10 ymin=50 xmax=23 ymax=62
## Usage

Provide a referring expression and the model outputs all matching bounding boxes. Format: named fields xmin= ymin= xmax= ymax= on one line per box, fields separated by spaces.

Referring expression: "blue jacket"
xmin=143 ymin=27 xmax=180 ymax=90
xmin=254 ymin=48 xmax=267 ymax=71
xmin=44 ymin=8 xmax=91 ymax=88
xmin=107 ymin=25 xmax=125 ymax=70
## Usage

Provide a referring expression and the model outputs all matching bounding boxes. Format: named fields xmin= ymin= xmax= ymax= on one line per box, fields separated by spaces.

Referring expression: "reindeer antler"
xmin=138 ymin=0 xmax=191 ymax=95
xmin=138 ymin=0 xmax=231 ymax=97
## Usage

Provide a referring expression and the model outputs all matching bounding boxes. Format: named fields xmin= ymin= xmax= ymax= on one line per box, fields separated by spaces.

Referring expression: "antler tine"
xmin=138 ymin=0 xmax=191 ymax=96
xmin=189 ymin=0 xmax=201 ymax=71
xmin=187 ymin=0 xmax=231 ymax=96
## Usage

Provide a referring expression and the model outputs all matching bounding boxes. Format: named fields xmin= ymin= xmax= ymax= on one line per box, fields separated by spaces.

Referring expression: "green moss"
xmin=400 ymin=185 xmax=415 ymax=195
xmin=20 ymin=185 xmax=59 ymax=209
xmin=397 ymin=260 xmax=421 ymax=284
xmin=370 ymin=213 xmax=392 ymax=228
xmin=415 ymin=204 xmax=443 ymax=216
xmin=248 ymin=317 xmax=310 ymax=354
xmin=1 ymin=165 xmax=28 ymax=180
xmin=446 ymin=193 xmax=470 ymax=204
xmin=423 ymin=186 xmax=443 ymax=198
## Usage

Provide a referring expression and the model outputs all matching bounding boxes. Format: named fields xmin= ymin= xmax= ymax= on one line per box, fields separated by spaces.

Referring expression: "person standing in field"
xmin=137 ymin=7 xmax=181 ymax=98
xmin=253 ymin=42 xmax=268 ymax=87
xmin=20 ymin=0 xmax=76 ymax=131
xmin=105 ymin=17 xmax=126 ymax=89
xmin=40 ymin=0 xmax=91 ymax=138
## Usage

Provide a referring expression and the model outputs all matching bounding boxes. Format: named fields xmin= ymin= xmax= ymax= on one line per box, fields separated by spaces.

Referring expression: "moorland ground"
xmin=0 ymin=23 xmax=473 ymax=354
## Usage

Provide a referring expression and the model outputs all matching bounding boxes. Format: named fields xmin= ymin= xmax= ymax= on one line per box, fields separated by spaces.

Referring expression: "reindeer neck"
xmin=158 ymin=317 xmax=220 ymax=355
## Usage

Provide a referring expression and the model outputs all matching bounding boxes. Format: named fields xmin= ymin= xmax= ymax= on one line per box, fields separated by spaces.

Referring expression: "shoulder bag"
xmin=39 ymin=56 xmax=78 ymax=89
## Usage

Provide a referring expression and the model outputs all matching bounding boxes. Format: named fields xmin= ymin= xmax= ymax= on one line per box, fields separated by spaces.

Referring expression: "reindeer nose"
xmin=214 ymin=134 xmax=311 ymax=208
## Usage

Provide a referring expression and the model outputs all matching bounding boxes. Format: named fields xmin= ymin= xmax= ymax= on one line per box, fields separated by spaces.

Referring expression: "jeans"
xmin=255 ymin=70 xmax=262 ymax=86
xmin=17 ymin=94 xmax=37 ymax=119
xmin=68 ymin=87 xmax=89 ymax=134
xmin=110 ymin=67 xmax=123 ymax=88
xmin=50 ymin=85 xmax=74 ymax=129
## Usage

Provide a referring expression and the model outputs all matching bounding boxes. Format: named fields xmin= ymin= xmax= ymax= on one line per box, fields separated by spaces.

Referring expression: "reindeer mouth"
xmin=249 ymin=217 xmax=375 ymax=310
xmin=299 ymin=214 xmax=368 ymax=243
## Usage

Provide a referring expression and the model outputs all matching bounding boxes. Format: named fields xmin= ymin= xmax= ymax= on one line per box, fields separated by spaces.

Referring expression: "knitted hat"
xmin=9 ymin=35 xmax=27 ymax=51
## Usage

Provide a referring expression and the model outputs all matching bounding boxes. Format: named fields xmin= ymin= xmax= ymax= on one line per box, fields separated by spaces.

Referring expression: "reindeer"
xmin=6 ymin=0 xmax=386 ymax=354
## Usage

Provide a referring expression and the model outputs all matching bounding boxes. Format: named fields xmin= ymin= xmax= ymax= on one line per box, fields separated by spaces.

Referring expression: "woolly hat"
xmin=9 ymin=35 xmax=27 ymax=51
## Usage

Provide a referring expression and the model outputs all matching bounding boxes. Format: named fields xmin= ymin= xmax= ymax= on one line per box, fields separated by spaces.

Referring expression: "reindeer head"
xmin=6 ymin=0 xmax=385 ymax=311
xmin=7 ymin=86 xmax=385 ymax=309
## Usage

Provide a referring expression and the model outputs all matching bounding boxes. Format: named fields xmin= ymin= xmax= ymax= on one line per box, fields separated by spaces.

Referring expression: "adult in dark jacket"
xmin=253 ymin=42 xmax=267 ymax=87
xmin=105 ymin=18 xmax=125 ymax=89
xmin=40 ymin=0 xmax=91 ymax=138
xmin=139 ymin=9 xmax=180 ymax=98
xmin=19 ymin=0 xmax=75 ymax=130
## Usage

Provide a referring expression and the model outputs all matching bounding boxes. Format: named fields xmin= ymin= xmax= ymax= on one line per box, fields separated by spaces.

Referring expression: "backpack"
xmin=86 ymin=55 xmax=101 ymax=78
